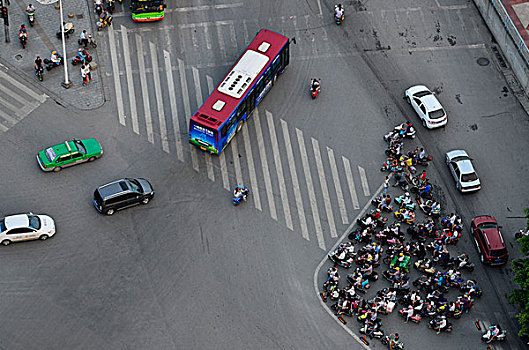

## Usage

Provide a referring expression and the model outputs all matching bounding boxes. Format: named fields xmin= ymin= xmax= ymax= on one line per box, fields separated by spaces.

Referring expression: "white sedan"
xmin=405 ymin=85 xmax=448 ymax=129
xmin=445 ymin=150 xmax=481 ymax=192
xmin=0 ymin=213 xmax=56 ymax=246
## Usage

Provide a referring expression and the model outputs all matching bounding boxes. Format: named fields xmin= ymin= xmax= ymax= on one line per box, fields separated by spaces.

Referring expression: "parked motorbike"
xmin=78 ymin=33 xmax=97 ymax=48
xmin=71 ymin=51 xmax=92 ymax=65
xmin=56 ymin=22 xmax=75 ymax=39
xmin=44 ymin=54 xmax=63 ymax=70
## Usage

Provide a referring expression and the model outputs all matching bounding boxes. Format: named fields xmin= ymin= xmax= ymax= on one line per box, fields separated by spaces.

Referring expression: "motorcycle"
xmin=334 ymin=5 xmax=345 ymax=25
xmin=72 ymin=51 xmax=92 ymax=65
xmin=371 ymin=195 xmax=393 ymax=212
xmin=515 ymin=229 xmax=529 ymax=239
xmin=459 ymin=279 xmax=482 ymax=297
xmin=394 ymin=122 xmax=416 ymax=139
xmin=413 ymin=259 xmax=436 ymax=275
xmin=394 ymin=194 xmax=416 ymax=211
xmin=95 ymin=2 xmax=103 ymax=16
xmin=359 ymin=323 xmax=384 ymax=338
xmin=97 ymin=15 xmax=113 ymax=31
xmin=310 ymin=80 xmax=320 ymax=99
xmin=417 ymin=198 xmax=441 ymax=218
xmin=35 ymin=66 xmax=43 ymax=81
xmin=44 ymin=54 xmax=63 ymax=70
xmin=233 ymin=187 xmax=249 ymax=206
xmin=328 ymin=247 xmax=355 ymax=268
xmin=27 ymin=10 xmax=35 ymax=27
xmin=399 ymin=307 xmax=421 ymax=323
xmin=428 ymin=316 xmax=452 ymax=333
xmin=56 ymin=22 xmax=75 ymax=39
xmin=19 ymin=32 xmax=28 ymax=49
xmin=482 ymin=325 xmax=506 ymax=343
xmin=78 ymin=33 xmax=97 ymax=48
xmin=415 ymin=155 xmax=433 ymax=166
xmin=394 ymin=209 xmax=415 ymax=225
xmin=381 ymin=335 xmax=405 ymax=349
xmin=107 ymin=0 xmax=116 ymax=13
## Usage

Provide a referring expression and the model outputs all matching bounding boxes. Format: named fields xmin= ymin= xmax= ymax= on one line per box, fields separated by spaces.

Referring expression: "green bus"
xmin=131 ymin=0 xmax=166 ymax=22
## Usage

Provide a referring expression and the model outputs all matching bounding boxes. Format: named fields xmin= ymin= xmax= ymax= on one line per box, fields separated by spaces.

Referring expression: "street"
xmin=0 ymin=0 xmax=528 ymax=349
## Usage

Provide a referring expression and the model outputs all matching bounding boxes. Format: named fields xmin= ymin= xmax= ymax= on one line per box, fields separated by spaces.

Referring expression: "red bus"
xmin=189 ymin=29 xmax=290 ymax=154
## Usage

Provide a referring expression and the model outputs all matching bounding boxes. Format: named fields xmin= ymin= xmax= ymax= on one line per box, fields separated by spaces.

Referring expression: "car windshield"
xmin=75 ymin=140 xmax=87 ymax=154
xmin=45 ymin=147 xmax=57 ymax=162
xmin=490 ymin=248 xmax=507 ymax=257
xmin=478 ymin=222 xmax=499 ymax=230
xmin=0 ymin=219 xmax=5 ymax=232
xmin=451 ymin=156 xmax=468 ymax=163
xmin=461 ymin=172 xmax=478 ymax=182
xmin=27 ymin=215 xmax=41 ymax=229
xmin=429 ymin=108 xmax=446 ymax=120
xmin=414 ymin=91 xmax=432 ymax=98
xmin=128 ymin=179 xmax=143 ymax=193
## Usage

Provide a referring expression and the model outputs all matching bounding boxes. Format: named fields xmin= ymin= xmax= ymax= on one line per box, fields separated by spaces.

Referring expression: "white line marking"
xmin=108 ymin=25 xmax=125 ymax=126
xmin=220 ymin=151 xmax=230 ymax=191
xmin=228 ymin=22 xmax=237 ymax=49
xmin=150 ymin=42 xmax=170 ymax=153
xmin=231 ymin=137 xmax=243 ymax=184
xmin=216 ymin=22 xmax=227 ymax=59
xmin=312 ymin=138 xmax=337 ymax=238
xmin=327 ymin=147 xmax=348 ymax=224
xmin=135 ymin=35 xmax=154 ymax=144
xmin=343 ymin=157 xmax=360 ymax=210
xmin=317 ymin=0 xmax=323 ymax=16
xmin=242 ymin=19 xmax=250 ymax=44
xmin=242 ymin=123 xmax=261 ymax=211
xmin=358 ymin=166 xmax=370 ymax=196
xmin=297 ymin=128 xmax=325 ymax=250
xmin=178 ymin=57 xmax=199 ymax=171
xmin=0 ymin=108 xmax=17 ymax=127
xmin=164 ymin=50 xmax=184 ymax=162
xmin=121 ymin=26 xmax=139 ymax=134
xmin=191 ymin=27 xmax=198 ymax=48
xmin=111 ymin=2 xmax=244 ymax=17
xmin=255 ymin=109 xmax=277 ymax=221
xmin=0 ymin=95 xmax=21 ymax=114
xmin=203 ymin=25 xmax=212 ymax=50
xmin=281 ymin=119 xmax=308 ymax=239
xmin=313 ymin=181 xmax=385 ymax=350
xmin=205 ymin=76 xmax=215 ymax=181
xmin=0 ymin=83 xmax=38 ymax=110
xmin=408 ymin=43 xmax=485 ymax=52
xmin=0 ymin=120 xmax=8 ymax=132
xmin=266 ymin=111 xmax=293 ymax=230
xmin=0 ymin=69 xmax=47 ymax=103
xmin=192 ymin=67 xmax=203 ymax=106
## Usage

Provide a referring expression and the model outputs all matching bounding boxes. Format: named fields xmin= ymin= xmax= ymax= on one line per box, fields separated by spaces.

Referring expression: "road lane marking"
xmin=255 ymin=109 xmax=277 ymax=221
xmin=281 ymin=119 xmax=308 ymax=239
xmin=297 ymin=128 xmax=325 ymax=250
xmin=231 ymin=137 xmax=243 ymax=184
xmin=0 ymin=83 xmax=38 ymax=112
xmin=316 ymin=0 xmax=323 ymax=15
xmin=267 ymin=111 xmax=293 ymax=230
xmin=205 ymin=76 xmax=215 ymax=181
xmin=327 ymin=147 xmax=348 ymax=224
xmin=313 ymin=181 xmax=384 ymax=350
xmin=164 ymin=50 xmax=184 ymax=162
xmin=228 ymin=22 xmax=237 ymax=49
xmin=178 ymin=57 xmax=199 ymax=171
xmin=242 ymin=122 xmax=261 ymax=211
xmin=242 ymin=19 xmax=250 ymax=44
xmin=0 ymin=69 xmax=47 ymax=103
xmin=108 ymin=25 xmax=125 ymax=126
xmin=358 ymin=166 xmax=370 ymax=196
xmin=135 ymin=35 xmax=154 ymax=144
xmin=343 ymin=156 xmax=360 ymax=210
xmin=150 ymin=42 xmax=170 ymax=153
xmin=0 ymin=95 xmax=21 ymax=114
xmin=219 ymin=151 xmax=230 ymax=191
xmin=312 ymin=138 xmax=337 ymax=238
xmin=203 ymin=24 xmax=212 ymax=50
xmin=121 ymin=25 xmax=139 ymax=134
xmin=216 ymin=22 xmax=227 ymax=59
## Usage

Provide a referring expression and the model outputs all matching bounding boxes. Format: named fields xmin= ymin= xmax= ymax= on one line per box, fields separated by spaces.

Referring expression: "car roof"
xmin=97 ymin=179 xmax=131 ymax=199
xmin=4 ymin=214 xmax=29 ymax=229
xmin=473 ymin=216 xmax=505 ymax=250
xmin=457 ymin=159 xmax=475 ymax=174
xmin=420 ymin=94 xmax=443 ymax=111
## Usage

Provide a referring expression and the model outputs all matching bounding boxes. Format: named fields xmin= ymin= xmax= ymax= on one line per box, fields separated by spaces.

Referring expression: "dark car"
xmin=93 ymin=178 xmax=154 ymax=215
xmin=471 ymin=215 xmax=509 ymax=265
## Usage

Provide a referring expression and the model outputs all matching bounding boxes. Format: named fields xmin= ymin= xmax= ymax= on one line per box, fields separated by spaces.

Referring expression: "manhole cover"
xmin=477 ymin=57 xmax=490 ymax=66
xmin=15 ymin=54 xmax=22 ymax=60
xmin=76 ymin=14 xmax=83 ymax=19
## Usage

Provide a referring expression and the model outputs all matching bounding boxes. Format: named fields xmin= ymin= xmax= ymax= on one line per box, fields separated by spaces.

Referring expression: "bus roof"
xmin=190 ymin=29 xmax=289 ymax=129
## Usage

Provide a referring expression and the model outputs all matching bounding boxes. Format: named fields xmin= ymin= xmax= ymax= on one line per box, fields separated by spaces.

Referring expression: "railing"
xmin=490 ymin=0 xmax=529 ymax=65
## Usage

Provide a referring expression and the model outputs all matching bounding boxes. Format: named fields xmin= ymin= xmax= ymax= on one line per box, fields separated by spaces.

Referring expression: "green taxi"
xmin=37 ymin=138 xmax=103 ymax=172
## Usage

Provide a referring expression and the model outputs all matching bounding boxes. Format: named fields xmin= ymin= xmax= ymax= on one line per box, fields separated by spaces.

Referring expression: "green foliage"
xmin=509 ymin=207 xmax=529 ymax=337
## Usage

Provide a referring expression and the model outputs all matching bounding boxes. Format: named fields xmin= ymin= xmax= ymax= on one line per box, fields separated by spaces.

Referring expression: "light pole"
xmin=37 ymin=0 xmax=72 ymax=88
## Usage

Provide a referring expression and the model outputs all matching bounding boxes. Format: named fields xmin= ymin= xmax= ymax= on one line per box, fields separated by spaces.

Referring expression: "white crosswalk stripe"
xmin=105 ymin=17 xmax=380 ymax=249
xmin=0 ymin=69 xmax=48 ymax=132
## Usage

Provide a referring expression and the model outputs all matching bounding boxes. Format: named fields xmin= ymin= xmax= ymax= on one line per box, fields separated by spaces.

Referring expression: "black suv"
xmin=93 ymin=178 xmax=154 ymax=215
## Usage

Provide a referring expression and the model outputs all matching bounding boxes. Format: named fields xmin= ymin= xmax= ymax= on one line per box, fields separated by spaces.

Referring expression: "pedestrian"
xmin=81 ymin=64 xmax=88 ymax=86
xmin=86 ymin=63 xmax=92 ymax=81
xmin=383 ymin=176 xmax=389 ymax=194
xmin=80 ymin=30 xmax=88 ymax=48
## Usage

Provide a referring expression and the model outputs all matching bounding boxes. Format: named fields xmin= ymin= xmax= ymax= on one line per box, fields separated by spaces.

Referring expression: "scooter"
xmin=107 ymin=0 xmax=115 ymax=13
xmin=78 ymin=33 xmax=97 ymax=48
xmin=27 ymin=10 xmax=35 ymax=27
xmin=515 ymin=229 xmax=529 ymax=239
xmin=394 ymin=209 xmax=415 ymax=224
xmin=394 ymin=122 xmax=416 ymax=139
xmin=394 ymin=194 xmax=416 ymax=211
xmin=97 ymin=15 xmax=113 ymax=31
xmin=310 ymin=80 xmax=320 ymax=99
xmin=359 ymin=323 xmax=384 ymax=338
xmin=482 ymin=325 xmax=506 ymax=343
xmin=233 ymin=187 xmax=249 ymax=206
xmin=95 ymin=2 xmax=103 ymax=16
xmin=35 ymin=66 xmax=44 ymax=81
xmin=72 ymin=51 xmax=92 ymax=65
xmin=56 ymin=22 xmax=75 ymax=39
xmin=428 ymin=316 xmax=452 ymax=333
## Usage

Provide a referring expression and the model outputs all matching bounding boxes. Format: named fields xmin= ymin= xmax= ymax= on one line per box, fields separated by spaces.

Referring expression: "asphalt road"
xmin=0 ymin=0 xmax=528 ymax=349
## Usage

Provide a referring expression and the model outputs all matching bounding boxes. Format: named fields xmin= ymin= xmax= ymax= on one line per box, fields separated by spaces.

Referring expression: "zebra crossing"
xmin=0 ymin=69 xmax=48 ymax=133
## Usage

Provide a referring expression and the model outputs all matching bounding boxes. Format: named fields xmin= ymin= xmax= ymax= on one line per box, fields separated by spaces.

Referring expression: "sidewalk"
xmin=0 ymin=0 xmax=104 ymax=109
xmin=501 ymin=0 xmax=529 ymax=43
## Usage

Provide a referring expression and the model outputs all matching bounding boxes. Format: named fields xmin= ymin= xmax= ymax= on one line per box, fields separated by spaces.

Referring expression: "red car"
xmin=471 ymin=215 xmax=509 ymax=265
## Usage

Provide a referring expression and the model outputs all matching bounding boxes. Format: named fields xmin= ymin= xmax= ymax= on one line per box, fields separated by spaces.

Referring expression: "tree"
xmin=509 ymin=207 xmax=529 ymax=338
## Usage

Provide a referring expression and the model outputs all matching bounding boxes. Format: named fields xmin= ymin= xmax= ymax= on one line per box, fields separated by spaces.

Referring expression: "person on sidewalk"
xmin=81 ymin=64 xmax=88 ymax=86
xmin=86 ymin=63 xmax=92 ymax=81
xmin=80 ymin=30 xmax=89 ymax=48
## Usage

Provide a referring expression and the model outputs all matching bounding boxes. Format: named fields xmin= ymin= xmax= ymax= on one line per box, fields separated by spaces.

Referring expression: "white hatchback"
xmin=405 ymin=85 xmax=448 ymax=129
xmin=0 ymin=213 xmax=56 ymax=246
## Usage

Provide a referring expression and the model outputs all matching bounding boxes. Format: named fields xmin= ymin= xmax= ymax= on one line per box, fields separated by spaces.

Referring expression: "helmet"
xmin=52 ymin=51 xmax=57 ymax=54
xmin=395 ymin=267 xmax=400 ymax=271
xmin=376 ymin=209 xmax=380 ymax=212
xmin=405 ymin=192 xmax=410 ymax=196
xmin=78 ymin=48 xmax=83 ymax=52
xmin=399 ymin=253 xmax=403 ymax=256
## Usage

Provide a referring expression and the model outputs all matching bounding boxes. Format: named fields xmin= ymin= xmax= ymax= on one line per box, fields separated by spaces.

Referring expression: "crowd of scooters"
xmin=320 ymin=122 xmax=506 ymax=348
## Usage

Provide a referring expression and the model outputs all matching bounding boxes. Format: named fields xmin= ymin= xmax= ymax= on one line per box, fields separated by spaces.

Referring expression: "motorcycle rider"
xmin=100 ymin=9 xmax=112 ymax=26
xmin=50 ymin=50 xmax=60 ymax=65
xmin=19 ymin=24 xmax=28 ymax=40
xmin=486 ymin=324 xmax=501 ymax=343
xmin=310 ymin=78 xmax=320 ymax=93
xmin=387 ymin=332 xmax=400 ymax=350
xmin=34 ymin=55 xmax=43 ymax=71
xmin=401 ymin=192 xmax=412 ymax=206
xmin=77 ymin=47 xmax=90 ymax=63
xmin=334 ymin=4 xmax=344 ymax=20
xmin=94 ymin=0 xmax=103 ymax=15
xmin=80 ymin=30 xmax=89 ymax=48
xmin=26 ymin=4 xmax=35 ymax=17
xmin=419 ymin=182 xmax=431 ymax=198
xmin=435 ymin=315 xmax=448 ymax=334
xmin=417 ymin=147 xmax=426 ymax=161
xmin=233 ymin=184 xmax=249 ymax=201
